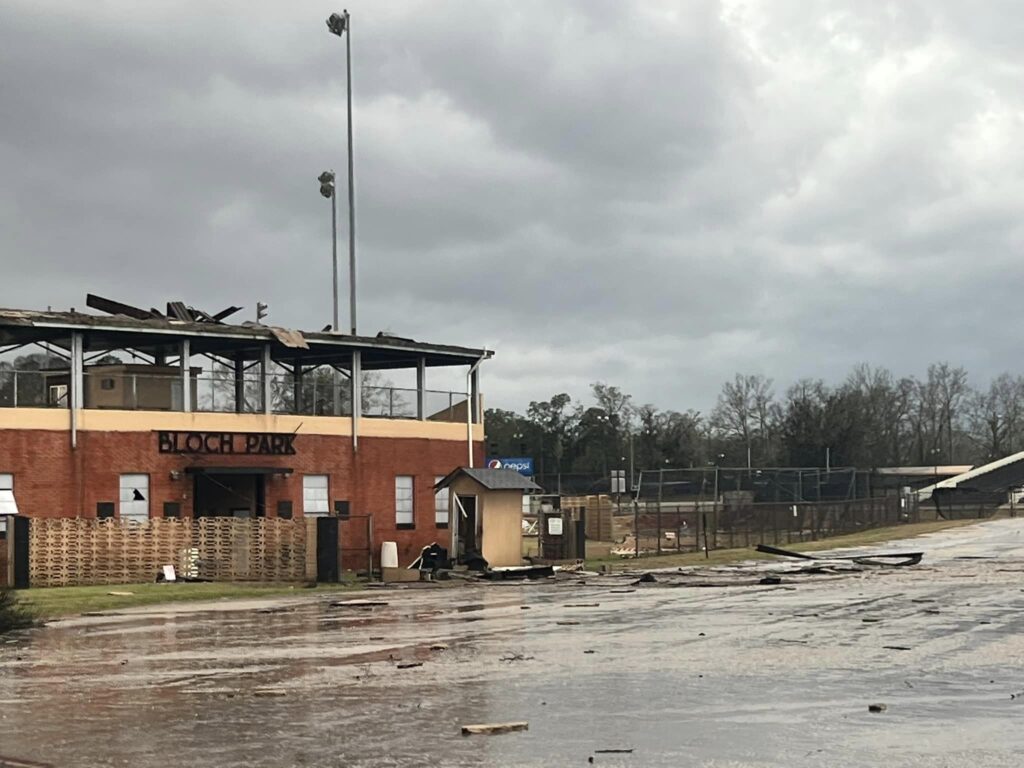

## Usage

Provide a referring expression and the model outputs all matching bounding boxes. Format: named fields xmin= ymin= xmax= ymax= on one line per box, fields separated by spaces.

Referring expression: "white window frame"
xmin=434 ymin=476 xmax=449 ymax=526
xmin=303 ymin=474 xmax=330 ymax=516
xmin=395 ymin=475 xmax=414 ymax=527
xmin=119 ymin=474 xmax=150 ymax=523
xmin=0 ymin=473 xmax=14 ymax=531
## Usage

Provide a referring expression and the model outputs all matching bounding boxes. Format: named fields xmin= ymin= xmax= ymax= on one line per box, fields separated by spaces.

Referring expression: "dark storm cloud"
xmin=1 ymin=0 xmax=1022 ymax=413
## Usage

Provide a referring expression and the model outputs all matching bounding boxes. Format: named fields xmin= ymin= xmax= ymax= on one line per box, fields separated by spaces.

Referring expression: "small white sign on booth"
xmin=547 ymin=516 xmax=563 ymax=536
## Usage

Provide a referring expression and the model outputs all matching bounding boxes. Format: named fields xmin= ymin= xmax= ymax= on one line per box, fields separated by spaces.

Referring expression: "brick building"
xmin=0 ymin=300 xmax=491 ymax=567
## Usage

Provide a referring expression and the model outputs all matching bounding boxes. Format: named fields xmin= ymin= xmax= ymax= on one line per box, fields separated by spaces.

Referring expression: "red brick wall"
xmin=0 ymin=429 xmax=483 ymax=567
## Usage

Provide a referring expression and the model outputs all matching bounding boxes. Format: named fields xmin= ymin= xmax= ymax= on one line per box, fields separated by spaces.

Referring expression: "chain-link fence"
xmin=589 ymin=495 xmax=919 ymax=557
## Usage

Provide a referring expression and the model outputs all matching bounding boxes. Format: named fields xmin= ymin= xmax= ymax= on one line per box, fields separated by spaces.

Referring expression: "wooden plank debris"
xmin=461 ymin=722 xmax=528 ymax=736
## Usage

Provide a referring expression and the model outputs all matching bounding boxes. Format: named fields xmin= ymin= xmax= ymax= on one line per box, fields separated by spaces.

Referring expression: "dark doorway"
xmin=316 ymin=516 xmax=340 ymax=582
xmin=193 ymin=473 xmax=263 ymax=518
xmin=12 ymin=515 xmax=29 ymax=589
xmin=456 ymin=495 xmax=478 ymax=559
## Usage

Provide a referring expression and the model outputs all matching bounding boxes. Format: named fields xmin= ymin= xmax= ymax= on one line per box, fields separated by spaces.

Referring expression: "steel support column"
xmin=180 ymin=339 xmax=192 ymax=412
xmin=351 ymin=350 xmax=361 ymax=451
xmin=70 ymin=332 xmax=84 ymax=449
xmin=417 ymin=357 xmax=426 ymax=420
xmin=261 ymin=345 xmax=272 ymax=415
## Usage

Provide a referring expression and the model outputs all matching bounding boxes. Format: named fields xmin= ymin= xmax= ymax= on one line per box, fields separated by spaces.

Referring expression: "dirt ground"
xmin=3 ymin=518 xmax=1024 ymax=767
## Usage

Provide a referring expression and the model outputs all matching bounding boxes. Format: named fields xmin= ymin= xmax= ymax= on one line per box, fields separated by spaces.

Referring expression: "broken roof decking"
xmin=0 ymin=307 xmax=491 ymax=370
xmin=917 ymin=451 xmax=1024 ymax=501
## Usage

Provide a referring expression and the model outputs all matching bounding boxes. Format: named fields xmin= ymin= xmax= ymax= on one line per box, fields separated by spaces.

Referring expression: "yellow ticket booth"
xmin=435 ymin=468 xmax=539 ymax=568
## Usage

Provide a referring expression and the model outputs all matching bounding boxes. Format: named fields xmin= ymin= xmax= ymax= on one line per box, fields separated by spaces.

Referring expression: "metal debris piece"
xmin=868 ymin=703 xmax=887 ymax=713
xmin=396 ymin=662 xmax=423 ymax=670
xmin=756 ymin=544 xmax=923 ymax=567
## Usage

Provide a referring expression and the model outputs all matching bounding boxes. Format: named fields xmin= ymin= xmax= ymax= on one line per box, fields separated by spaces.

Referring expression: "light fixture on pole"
xmin=326 ymin=10 xmax=357 ymax=336
xmin=318 ymin=170 xmax=338 ymax=331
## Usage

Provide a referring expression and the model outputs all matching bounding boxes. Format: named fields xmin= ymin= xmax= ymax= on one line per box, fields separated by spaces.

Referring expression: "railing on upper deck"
xmin=0 ymin=369 xmax=471 ymax=423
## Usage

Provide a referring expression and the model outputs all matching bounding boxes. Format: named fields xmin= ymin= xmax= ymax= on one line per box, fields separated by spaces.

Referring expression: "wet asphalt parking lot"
xmin=3 ymin=518 xmax=1024 ymax=767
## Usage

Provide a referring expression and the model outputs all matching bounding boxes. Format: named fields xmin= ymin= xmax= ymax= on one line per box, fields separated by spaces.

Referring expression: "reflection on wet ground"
xmin=4 ymin=520 xmax=1024 ymax=767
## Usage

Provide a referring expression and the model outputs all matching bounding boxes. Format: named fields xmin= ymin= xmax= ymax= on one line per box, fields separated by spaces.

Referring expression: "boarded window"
xmin=119 ymin=474 xmax=150 ymax=523
xmin=303 ymin=475 xmax=329 ymax=516
xmin=395 ymin=475 xmax=414 ymax=526
xmin=434 ymin=476 xmax=449 ymax=527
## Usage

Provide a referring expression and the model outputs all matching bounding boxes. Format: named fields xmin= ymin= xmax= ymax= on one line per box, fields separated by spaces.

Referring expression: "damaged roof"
xmin=435 ymin=467 xmax=541 ymax=492
xmin=0 ymin=305 xmax=491 ymax=368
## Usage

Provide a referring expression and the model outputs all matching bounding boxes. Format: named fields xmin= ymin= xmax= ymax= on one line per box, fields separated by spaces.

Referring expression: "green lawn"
xmin=16 ymin=580 xmax=362 ymax=621
xmin=585 ymin=518 xmax=981 ymax=571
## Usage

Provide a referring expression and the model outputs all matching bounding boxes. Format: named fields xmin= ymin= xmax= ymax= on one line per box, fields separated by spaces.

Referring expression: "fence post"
xmin=656 ymin=501 xmax=662 ymax=555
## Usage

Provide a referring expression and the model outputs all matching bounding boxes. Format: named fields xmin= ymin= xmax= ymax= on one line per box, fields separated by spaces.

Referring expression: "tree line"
xmin=485 ymin=363 xmax=1024 ymax=476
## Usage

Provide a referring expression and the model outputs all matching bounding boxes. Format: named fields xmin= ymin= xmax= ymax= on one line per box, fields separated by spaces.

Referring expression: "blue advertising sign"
xmin=486 ymin=457 xmax=534 ymax=476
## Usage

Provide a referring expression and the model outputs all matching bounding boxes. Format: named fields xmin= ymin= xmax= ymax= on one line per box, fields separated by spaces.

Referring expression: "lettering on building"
xmin=156 ymin=431 xmax=297 ymax=455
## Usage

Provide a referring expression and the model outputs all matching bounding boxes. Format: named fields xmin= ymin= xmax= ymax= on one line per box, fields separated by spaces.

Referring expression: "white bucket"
xmin=380 ymin=541 xmax=399 ymax=569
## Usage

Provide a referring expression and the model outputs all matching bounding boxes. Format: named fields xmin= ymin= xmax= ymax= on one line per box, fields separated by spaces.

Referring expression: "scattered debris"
xmin=883 ymin=645 xmax=912 ymax=651
xmin=461 ymin=722 xmax=528 ymax=736
xmin=861 ymin=618 xmax=882 ymax=623
xmin=634 ymin=573 xmax=658 ymax=584
xmin=520 ymin=606 xmax=531 ymax=610
xmin=868 ymin=703 xmax=887 ymax=713
xmin=396 ymin=662 xmax=423 ymax=670
xmin=253 ymin=689 xmax=287 ymax=697
xmin=500 ymin=653 xmax=535 ymax=663
xmin=564 ymin=603 xmax=600 ymax=608
xmin=609 ymin=589 xmax=635 ymax=594
xmin=583 ymin=649 xmax=596 ymax=654
xmin=429 ymin=643 xmax=449 ymax=651
xmin=330 ymin=600 xmax=389 ymax=608
xmin=756 ymin=544 xmax=923 ymax=567
xmin=595 ymin=749 xmax=634 ymax=754
xmin=369 ymin=636 xmax=385 ymax=641
xmin=759 ymin=575 xmax=782 ymax=585
xmin=556 ymin=620 xmax=580 ymax=626
xmin=106 ymin=591 xmax=134 ymax=597
xmin=483 ymin=565 xmax=554 ymax=581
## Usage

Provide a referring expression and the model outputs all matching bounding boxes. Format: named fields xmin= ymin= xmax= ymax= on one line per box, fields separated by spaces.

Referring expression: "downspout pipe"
xmin=466 ymin=351 xmax=486 ymax=468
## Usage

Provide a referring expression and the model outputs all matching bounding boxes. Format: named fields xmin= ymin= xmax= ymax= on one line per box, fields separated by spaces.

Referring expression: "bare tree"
xmin=711 ymin=374 xmax=775 ymax=466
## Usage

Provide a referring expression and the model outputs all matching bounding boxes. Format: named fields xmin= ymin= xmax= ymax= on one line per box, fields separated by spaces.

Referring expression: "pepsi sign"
xmin=487 ymin=457 xmax=534 ymax=476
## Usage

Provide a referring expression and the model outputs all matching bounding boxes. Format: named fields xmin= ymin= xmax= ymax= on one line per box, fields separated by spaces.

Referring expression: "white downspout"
xmin=466 ymin=351 xmax=486 ymax=468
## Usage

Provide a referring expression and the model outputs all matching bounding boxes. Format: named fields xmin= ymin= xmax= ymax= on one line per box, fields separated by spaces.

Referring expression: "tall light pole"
xmin=327 ymin=10 xmax=357 ymax=335
xmin=318 ymin=171 xmax=338 ymax=331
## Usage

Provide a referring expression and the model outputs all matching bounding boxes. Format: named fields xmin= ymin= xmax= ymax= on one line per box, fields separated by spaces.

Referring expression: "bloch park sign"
xmin=157 ymin=431 xmax=297 ymax=456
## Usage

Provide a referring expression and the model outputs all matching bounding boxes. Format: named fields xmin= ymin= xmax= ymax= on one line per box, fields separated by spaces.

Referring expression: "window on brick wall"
xmin=303 ymin=475 xmax=329 ymax=516
xmin=434 ymin=476 xmax=449 ymax=528
xmin=0 ymin=473 xmax=14 ymax=532
xmin=119 ymin=474 xmax=150 ymax=523
xmin=395 ymin=475 xmax=414 ymax=528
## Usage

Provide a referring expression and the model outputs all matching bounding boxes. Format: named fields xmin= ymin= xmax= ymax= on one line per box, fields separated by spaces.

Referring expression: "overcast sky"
xmin=1 ymin=1 xmax=1022 ymax=413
